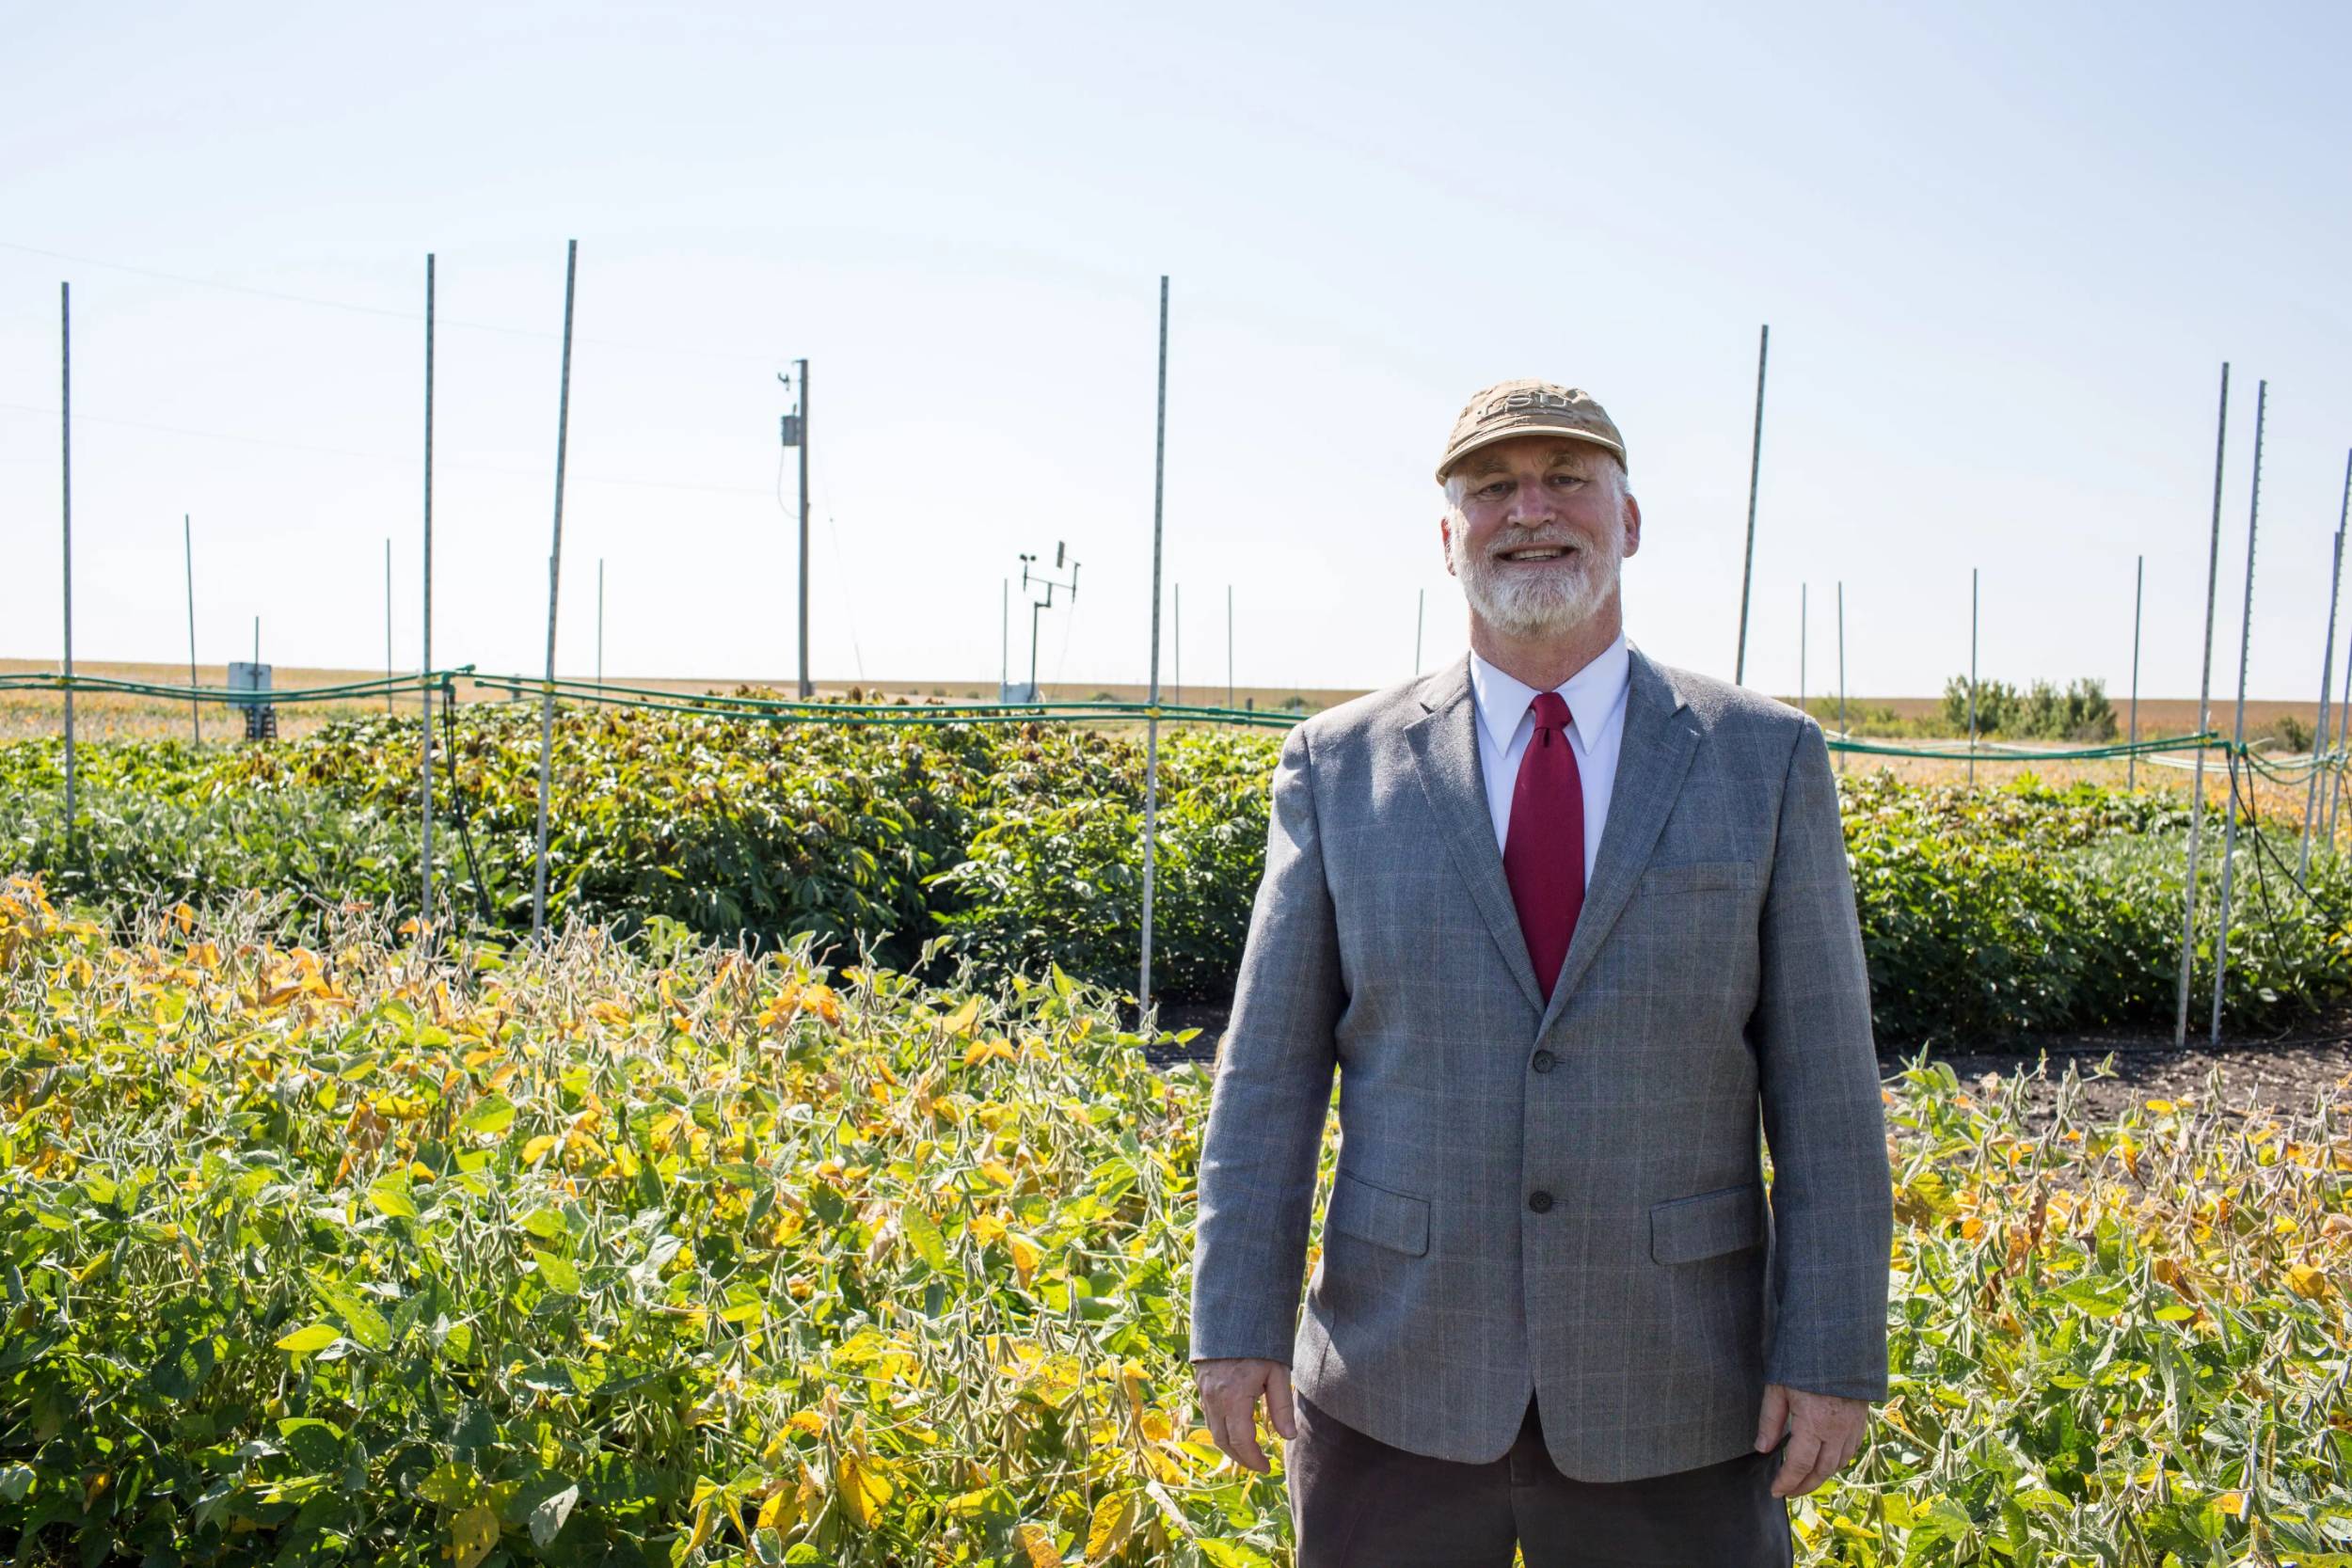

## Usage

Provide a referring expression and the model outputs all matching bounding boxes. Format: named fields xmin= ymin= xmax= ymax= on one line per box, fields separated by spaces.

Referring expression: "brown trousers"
xmin=1286 ymin=1390 xmax=1793 ymax=1567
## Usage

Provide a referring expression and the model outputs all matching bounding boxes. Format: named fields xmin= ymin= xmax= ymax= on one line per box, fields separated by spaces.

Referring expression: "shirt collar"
xmin=1468 ymin=632 xmax=1631 ymax=754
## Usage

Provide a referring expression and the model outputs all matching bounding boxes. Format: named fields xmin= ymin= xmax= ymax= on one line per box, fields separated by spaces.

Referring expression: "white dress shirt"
xmin=1468 ymin=632 xmax=1632 ymax=886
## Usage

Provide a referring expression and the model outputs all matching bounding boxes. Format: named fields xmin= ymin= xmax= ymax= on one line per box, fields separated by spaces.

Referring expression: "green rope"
xmin=5 ymin=669 xmax=2344 ymax=766
xmin=0 ymin=668 xmax=473 ymax=705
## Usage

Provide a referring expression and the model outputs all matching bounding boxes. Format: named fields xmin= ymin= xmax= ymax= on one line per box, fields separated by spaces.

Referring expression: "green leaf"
xmin=903 ymin=1207 xmax=947 ymax=1273
xmin=366 ymin=1172 xmax=419 ymax=1221
xmin=312 ymin=1280 xmax=393 ymax=1352
xmin=457 ymin=1094 xmax=516 ymax=1137
xmin=533 ymin=1250 xmax=580 ymax=1294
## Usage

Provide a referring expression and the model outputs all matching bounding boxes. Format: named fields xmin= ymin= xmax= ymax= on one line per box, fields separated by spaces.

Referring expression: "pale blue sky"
xmin=5 ymin=1 xmax=2347 ymax=704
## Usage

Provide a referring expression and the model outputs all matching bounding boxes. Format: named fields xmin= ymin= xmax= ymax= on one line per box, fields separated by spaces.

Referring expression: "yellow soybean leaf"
xmin=274 ymin=1323 xmax=339 ymax=1355
xmin=836 ymin=1453 xmax=892 ymax=1528
xmin=520 ymin=1134 xmax=559 ymax=1164
xmin=451 ymin=1504 xmax=501 ymax=1568
xmin=1008 ymin=1233 xmax=1044 ymax=1285
xmin=755 ymin=1487 xmax=800 ymax=1534
xmin=941 ymin=997 xmax=980 ymax=1037
xmin=2286 ymin=1263 xmax=2330 ymax=1299
xmin=1014 ymin=1522 xmax=1064 ymax=1568
xmin=1085 ymin=1490 xmax=1140 ymax=1561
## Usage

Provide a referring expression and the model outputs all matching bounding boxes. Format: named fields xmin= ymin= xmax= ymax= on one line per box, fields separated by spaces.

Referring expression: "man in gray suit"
xmin=1187 ymin=381 xmax=1892 ymax=1563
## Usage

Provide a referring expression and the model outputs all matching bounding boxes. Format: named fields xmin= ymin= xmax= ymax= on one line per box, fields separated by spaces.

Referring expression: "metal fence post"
xmin=421 ymin=253 xmax=437 ymax=934
xmin=1140 ymin=276 xmax=1169 ymax=1012
xmin=2176 ymin=365 xmax=2230 ymax=1047
xmin=531 ymin=240 xmax=580 ymax=942
xmin=1733 ymin=325 xmax=1768 ymax=685
xmin=2210 ymin=379 xmax=2266 ymax=1042
xmin=2128 ymin=554 xmax=2143 ymax=791
xmin=60 ymin=282 xmax=76 ymax=845
xmin=184 ymin=515 xmax=201 ymax=745
xmin=2301 ymin=450 xmax=2349 ymax=878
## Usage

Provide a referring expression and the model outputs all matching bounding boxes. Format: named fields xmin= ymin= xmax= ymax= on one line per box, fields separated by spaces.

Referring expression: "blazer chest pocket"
xmin=1649 ymin=1181 xmax=1766 ymax=1265
xmin=1639 ymin=859 xmax=1763 ymax=895
xmin=1326 ymin=1169 xmax=1430 ymax=1258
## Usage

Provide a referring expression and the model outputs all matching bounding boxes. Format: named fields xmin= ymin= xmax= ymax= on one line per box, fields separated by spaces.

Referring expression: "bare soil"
xmin=1145 ymin=1001 xmax=2352 ymax=1132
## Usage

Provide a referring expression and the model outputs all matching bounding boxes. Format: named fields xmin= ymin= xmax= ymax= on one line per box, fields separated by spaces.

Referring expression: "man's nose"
xmin=1504 ymin=477 xmax=1562 ymax=528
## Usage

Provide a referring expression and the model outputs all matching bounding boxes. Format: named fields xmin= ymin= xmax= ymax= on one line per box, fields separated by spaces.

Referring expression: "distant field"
xmin=1 ymin=657 xmax=2337 ymax=832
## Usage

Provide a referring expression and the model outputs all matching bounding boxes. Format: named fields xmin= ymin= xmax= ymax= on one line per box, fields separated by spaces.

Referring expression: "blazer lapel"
xmin=1404 ymin=657 xmax=1547 ymax=1015
xmin=1536 ymin=645 xmax=1702 ymax=1037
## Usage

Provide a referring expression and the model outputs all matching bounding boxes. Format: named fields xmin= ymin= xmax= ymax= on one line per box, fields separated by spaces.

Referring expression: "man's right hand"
xmin=1191 ymin=1357 xmax=1295 ymax=1474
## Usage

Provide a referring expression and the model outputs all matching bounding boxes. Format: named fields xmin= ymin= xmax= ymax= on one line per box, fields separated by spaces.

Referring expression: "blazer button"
xmin=1531 ymin=1050 xmax=1556 ymax=1073
xmin=1527 ymin=1190 xmax=1554 ymax=1213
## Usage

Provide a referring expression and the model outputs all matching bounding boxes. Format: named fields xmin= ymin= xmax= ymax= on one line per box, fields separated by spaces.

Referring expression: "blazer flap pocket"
xmin=1640 ymin=859 xmax=1762 ymax=895
xmin=1649 ymin=1181 xmax=1766 ymax=1265
xmin=1327 ymin=1169 xmax=1430 ymax=1258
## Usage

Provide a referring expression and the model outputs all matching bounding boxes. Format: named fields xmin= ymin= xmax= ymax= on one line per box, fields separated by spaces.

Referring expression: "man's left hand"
xmin=1753 ymin=1383 xmax=1868 ymax=1498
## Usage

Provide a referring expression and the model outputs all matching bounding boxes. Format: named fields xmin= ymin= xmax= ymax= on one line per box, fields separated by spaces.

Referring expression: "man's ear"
xmin=1439 ymin=513 xmax=1458 ymax=578
xmin=1621 ymin=492 xmax=1642 ymax=559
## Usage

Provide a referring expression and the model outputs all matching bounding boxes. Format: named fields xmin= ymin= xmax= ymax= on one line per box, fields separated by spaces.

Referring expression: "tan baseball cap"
xmin=1436 ymin=379 xmax=1626 ymax=484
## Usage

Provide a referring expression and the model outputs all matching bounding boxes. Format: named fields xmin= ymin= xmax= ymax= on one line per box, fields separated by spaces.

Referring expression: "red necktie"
xmin=1502 ymin=690 xmax=1584 ymax=1001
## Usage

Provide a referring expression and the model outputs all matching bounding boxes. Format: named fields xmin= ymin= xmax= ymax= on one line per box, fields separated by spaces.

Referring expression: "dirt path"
xmin=1147 ymin=1002 xmax=2352 ymax=1129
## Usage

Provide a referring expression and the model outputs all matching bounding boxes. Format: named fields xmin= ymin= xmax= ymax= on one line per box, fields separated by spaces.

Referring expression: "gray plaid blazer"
xmin=1187 ymin=643 xmax=1891 ymax=1482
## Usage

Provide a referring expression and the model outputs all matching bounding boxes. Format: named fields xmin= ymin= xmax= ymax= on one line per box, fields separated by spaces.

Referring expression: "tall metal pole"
xmin=596 ymin=559 xmax=605 ymax=688
xmin=1174 ymin=583 xmax=1182 ymax=705
xmin=1140 ymin=276 xmax=1170 ymax=1009
xmin=1733 ymin=324 xmax=1769 ymax=685
xmin=183 ymin=514 xmax=201 ymax=745
xmin=420 ymin=253 xmax=436 ymax=933
xmin=1836 ymin=580 xmax=1847 ymax=774
xmin=1966 ymin=568 xmax=1979 ymax=789
xmin=385 ymin=537 xmax=394 ymax=713
xmin=2333 ymin=576 xmax=2352 ymax=846
xmin=59 ymin=283 xmax=75 ymax=844
xmin=2210 ymin=378 xmax=2265 ymax=1042
xmin=2300 ymin=451 xmax=2349 ymax=877
xmin=1799 ymin=582 xmax=1808 ymax=718
xmin=2128 ymin=555 xmax=2143 ymax=790
xmin=1227 ymin=583 xmax=1234 ymax=708
xmin=796 ymin=357 xmax=811 ymax=699
xmin=1414 ymin=587 xmax=1424 ymax=679
xmin=1000 ymin=578 xmax=1009 ymax=699
xmin=531 ymin=240 xmax=580 ymax=942
xmin=2175 ymin=365 xmax=2229 ymax=1046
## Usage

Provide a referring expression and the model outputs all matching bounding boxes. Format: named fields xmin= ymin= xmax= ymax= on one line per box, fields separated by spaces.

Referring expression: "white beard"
xmin=1449 ymin=517 xmax=1622 ymax=639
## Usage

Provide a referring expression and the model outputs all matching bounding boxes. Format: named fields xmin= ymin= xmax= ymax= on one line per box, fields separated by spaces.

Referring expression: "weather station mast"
xmin=1009 ymin=543 xmax=1079 ymax=703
